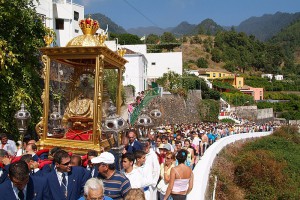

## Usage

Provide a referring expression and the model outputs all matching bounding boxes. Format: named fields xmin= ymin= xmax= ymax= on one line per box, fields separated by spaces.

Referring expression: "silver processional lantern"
xmin=102 ymin=101 xmax=128 ymax=170
xmin=14 ymin=102 xmax=31 ymax=136
xmin=14 ymin=102 xmax=31 ymax=155
xmin=150 ymin=104 xmax=162 ymax=120
xmin=49 ymin=105 xmax=62 ymax=133
xmin=136 ymin=108 xmax=153 ymax=144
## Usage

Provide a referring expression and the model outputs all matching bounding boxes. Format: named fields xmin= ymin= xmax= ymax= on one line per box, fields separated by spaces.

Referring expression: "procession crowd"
xmin=0 ymin=122 xmax=275 ymax=200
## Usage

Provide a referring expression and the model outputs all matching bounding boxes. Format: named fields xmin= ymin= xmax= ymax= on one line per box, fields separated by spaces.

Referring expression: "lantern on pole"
xmin=15 ymin=102 xmax=31 ymax=154
xmin=102 ymin=101 xmax=128 ymax=169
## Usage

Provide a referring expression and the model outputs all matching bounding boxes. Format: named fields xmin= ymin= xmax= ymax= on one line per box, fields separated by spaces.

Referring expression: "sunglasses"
xmin=61 ymin=161 xmax=70 ymax=166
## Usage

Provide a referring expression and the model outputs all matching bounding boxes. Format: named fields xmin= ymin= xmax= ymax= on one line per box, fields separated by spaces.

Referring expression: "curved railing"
xmin=130 ymin=87 xmax=160 ymax=126
xmin=187 ymin=131 xmax=273 ymax=200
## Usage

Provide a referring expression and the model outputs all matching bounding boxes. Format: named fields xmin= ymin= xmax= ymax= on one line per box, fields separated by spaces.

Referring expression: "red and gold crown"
xmin=79 ymin=17 xmax=99 ymax=35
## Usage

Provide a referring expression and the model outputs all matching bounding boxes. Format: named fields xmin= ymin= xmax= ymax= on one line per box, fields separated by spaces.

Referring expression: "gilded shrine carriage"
xmin=36 ymin=17 xmax=127 ymax=154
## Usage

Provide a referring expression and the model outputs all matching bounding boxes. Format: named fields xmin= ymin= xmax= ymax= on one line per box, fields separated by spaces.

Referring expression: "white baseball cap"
xmin=91 ymin=152 xmax=115 ymax=164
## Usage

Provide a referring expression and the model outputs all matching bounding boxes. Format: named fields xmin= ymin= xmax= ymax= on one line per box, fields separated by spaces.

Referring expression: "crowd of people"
xmin=0 ymin=121 xmax=275 ymax=200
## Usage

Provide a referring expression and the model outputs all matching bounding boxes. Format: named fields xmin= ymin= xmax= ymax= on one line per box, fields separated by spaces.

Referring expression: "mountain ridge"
xmin=86 ymin=11 xmax=300 ymax=41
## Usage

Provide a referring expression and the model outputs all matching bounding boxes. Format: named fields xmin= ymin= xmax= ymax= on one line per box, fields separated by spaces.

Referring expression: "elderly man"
xmin=125 ymin=129 xmax=143 ymax=154
xmin=92 ymin=152 xmax=131 ymax=199
xmin=78 ymin=178 xmax=113 ymax=200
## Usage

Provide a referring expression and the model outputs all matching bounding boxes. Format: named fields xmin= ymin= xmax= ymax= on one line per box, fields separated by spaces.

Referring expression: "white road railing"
xmin=187 ymin=131 xmax=272 ymax=200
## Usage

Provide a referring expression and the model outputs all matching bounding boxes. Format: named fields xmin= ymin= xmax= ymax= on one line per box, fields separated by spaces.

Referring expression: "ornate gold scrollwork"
xmin=41 ymin=89 xmax=45 ymax=105
xmin=35 ymin=117 xmax=44 ymax=138
xmin=41 ymin=55 xmax=48 ymax=80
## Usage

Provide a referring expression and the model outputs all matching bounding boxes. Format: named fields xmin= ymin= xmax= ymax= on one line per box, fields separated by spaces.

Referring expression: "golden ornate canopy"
xmin=36 ymin=17 xmax=127 ymax=154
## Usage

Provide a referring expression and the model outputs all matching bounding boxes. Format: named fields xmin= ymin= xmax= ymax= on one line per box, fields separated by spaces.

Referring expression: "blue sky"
xmin=74 ymin=0 xmax=300 ymax=29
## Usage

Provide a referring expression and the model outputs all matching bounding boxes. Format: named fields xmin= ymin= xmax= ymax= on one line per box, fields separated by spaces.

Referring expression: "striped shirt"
xmin=102 ymin=170 xmax=131 ymax=200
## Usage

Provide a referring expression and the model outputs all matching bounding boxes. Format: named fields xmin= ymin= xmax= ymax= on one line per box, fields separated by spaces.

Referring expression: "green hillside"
xmin=269 ymin=19 xmax=300 ymax=66
xmin=208 ymin=125 xmax=300 ymax=199
xmin=236 ymin=12 xmax=300 ymax=41
xmin=191 ymin=18 xmax=224 ymax=36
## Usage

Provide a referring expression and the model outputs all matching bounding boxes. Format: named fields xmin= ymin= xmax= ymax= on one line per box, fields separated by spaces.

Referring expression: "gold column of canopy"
xmin=36 ymin=17 xmax=127 ymax=154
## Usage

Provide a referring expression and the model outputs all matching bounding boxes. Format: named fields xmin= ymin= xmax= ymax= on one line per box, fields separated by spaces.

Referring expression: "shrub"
xmin=198 ymin=99 xmax=220 ymax=122
xmin=220 ymin=118 xmax=235 ymax=124
xmin=196 ymin=57 xmax=209 ymax=68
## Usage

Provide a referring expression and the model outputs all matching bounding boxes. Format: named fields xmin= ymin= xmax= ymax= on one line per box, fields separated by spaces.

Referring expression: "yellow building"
xmin=198 ymin=68 xmax=244 ymax=89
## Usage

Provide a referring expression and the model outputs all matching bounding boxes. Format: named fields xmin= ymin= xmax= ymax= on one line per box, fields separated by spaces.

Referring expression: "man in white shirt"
xmin=192 ymin=131 xmax=201 ymax=163
xmin=121 ymin=152 xmax=143 ymax=189
xmin=0 ymin=133 xmax=17 ymax=156
xmin=143 ymin=139 xmax=160 ymax=200
xmin=133 ymin=150 xmax=152 ymax=200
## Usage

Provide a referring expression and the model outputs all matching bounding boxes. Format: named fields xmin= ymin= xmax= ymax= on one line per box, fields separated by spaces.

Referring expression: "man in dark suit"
xmin=86 ymin=150 xmax=99 ymax=178
xmin=20 ymin=154 xmax=43 ymax=177
xmin=40 ymin=147 xmax=61 ymax=174
xmin=0 ymin=160 xmax=51 ymax=199
xmin=0 ymin=149 xmax=10 ymax=183
xmin=125 ymin=129 xmax=143 ymax=154
xmin=46 ymin=150 xmax=90 ymax=200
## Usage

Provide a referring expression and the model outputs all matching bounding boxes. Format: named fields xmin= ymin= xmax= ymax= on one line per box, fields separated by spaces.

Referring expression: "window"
xmin=213 ymin=73 xmax=216 ymax=77
xmin=75 ymin=29 xmax=79 ymax=33
xmin=55 ymin=18 xmax=64 ymax=30
xmin=151 ymin=62 xmax=156 ymax=65
xmin=219 ymin=73 xmax=221 ymax=77
xmin=74 ymin=11 xmax=79 ymax=21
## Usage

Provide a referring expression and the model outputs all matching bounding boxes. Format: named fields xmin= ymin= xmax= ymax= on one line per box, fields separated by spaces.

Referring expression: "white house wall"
xmin=72 ymin=3 xmax=84 ymax=39
xmin=123 ymin=54 xmax=147 ymax=95
xmin=146 ymin=52 xmax=182 ymax=79
xmin=123 ymin=45 xmax=147 ymax=55
xmin=35 ymin=0 xmax=84 ymax=47
xmin=35 ymin=0 xmax=53 ymax=28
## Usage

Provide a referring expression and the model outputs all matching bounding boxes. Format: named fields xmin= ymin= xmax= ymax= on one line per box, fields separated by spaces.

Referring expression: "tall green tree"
xmin=110 ymin=33 xmax=142 ymax=45
xmin=0 ymin=0 xmax=46 ymax=139
xmin=145 ymin=34 xmax=160 ymax=44
xmin=161 ymin=32 xmax=177 ymax=43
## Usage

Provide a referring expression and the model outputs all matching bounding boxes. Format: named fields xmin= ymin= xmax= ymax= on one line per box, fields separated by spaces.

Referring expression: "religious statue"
xmin=62 ymin=94 xmax=94 ymax=130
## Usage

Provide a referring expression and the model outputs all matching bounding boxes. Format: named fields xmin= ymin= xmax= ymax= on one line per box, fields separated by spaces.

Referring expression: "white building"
xmin=35 ymin=0 xmax=84 ymax=47
xmin=261 ymin=74 xmax=273 ymax=80
xmin=146 ymin=52 xmax=182 ymax=80
xmin=261 ymin=74 xmax=284 ymax=81
xmin=123 ymin=51 xmax=148 ymax=95
xmin=274 ymin=75 xmax=283 ymax=81
xmin=186 ymin=70 xmax=213 ymax=89
xmin=120 ymin=44 xmax=183 ymax=95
